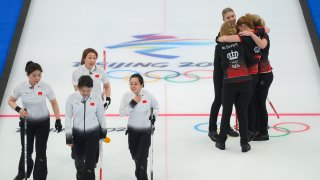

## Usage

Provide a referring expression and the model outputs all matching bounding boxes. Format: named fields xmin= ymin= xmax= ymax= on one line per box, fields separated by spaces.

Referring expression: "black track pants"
xmin=256 ymin=72 xmax=273 ymax=134
xmin=74 ymin=136 xmax=99 ymax=180
xmin=17 ymin=119 xmax=50 ymax=180
xmin=218 ymin=81 xmax=252 ymax=145
xmin=128 ymin=129 xmax=151 ymax=180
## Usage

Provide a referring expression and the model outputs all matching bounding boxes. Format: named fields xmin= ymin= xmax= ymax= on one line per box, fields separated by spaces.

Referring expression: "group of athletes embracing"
xmin=208 ymin=7 xmax=273 ymax=152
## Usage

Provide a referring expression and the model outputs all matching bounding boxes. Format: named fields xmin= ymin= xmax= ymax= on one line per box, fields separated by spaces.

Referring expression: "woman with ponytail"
xmin=244 ymin=15 xmax=274 ymax=140
xmin=8 ymin=61 xmax=62 ymax=180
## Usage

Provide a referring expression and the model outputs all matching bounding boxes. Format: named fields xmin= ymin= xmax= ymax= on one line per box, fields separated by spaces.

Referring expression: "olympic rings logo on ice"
xmin=107 ymin=69 xmax=213 ymax=83
xmin=106 ymin=34 xmax=214 ymax=59
xmin=193 ymin=122 xmax=310 ymax=138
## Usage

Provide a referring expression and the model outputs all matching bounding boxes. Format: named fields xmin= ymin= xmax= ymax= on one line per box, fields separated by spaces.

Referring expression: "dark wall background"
xmin=300 ymin=0 xmax=320 ymax=68
xmin=0 ymin=0 xmax=31 ymax=105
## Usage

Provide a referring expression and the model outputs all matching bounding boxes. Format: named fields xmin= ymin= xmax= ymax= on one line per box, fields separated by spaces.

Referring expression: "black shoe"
xmin=215 ymin=142 xmax=225 ymax=150
xmin=252 ymin=133 xmax=269 ymax=141
xmin=248 ymin=131 xmax=256 ymax=142
xmin=241 ymin=143 xmax=251 ymax=152
xmin=227 ymin=128 xmax=239 ymax=137
xmin=14 ymin=175 xmax=24 ymax=180
xmin=208 ymin=131 xmax=218 ymax=142
xmin=253 ymin=130 xmax=260 ymax=136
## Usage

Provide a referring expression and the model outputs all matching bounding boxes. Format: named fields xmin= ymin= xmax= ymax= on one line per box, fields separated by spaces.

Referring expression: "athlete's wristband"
xmin=15 ymin=106 xmax=21 ymax=113
xmin=129 ymin=99 xmax=137 ymax=108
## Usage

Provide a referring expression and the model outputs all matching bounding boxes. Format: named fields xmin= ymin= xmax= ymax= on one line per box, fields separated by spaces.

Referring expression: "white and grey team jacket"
xmin=119 ymin=89 xmax=159 ymax=132
xmin=12 ymin=81 xmax=55 ymax=122
xmin=65 ymin=91 xmax=107 ymax=144
xmin=72 ymin=65 xmax=109 ymax=96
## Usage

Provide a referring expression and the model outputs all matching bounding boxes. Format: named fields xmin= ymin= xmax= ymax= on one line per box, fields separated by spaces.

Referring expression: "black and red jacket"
xmin=259 ymin=33 xmax=272 ymax=73
xmin=214 ymin=42 xmax=255 ymax=84
xmin=255 ymin=26 xmax=265 ymax=37
xmin=239 ymin=34 xmax=261 ymax=75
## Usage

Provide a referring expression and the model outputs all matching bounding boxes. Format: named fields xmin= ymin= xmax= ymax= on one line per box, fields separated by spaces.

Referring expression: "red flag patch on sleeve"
xmin=38 ymin=92 xmax=43 ymax=95
xmin=95 ymin=74 xmax=100 ymax=78
xmin=142 ymin=100 xmax=147 ymax=103
xmin=90 ymin=102 xmax=95 ymax=106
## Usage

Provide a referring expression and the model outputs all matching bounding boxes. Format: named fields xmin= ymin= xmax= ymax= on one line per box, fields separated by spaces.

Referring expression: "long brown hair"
xmin=236 ymin=14 xmax=255 ymax=30
xmin=80 ymin=48 xmax=98 ymax=65
xmin=251 ymin=14 xmax=265 ymax=27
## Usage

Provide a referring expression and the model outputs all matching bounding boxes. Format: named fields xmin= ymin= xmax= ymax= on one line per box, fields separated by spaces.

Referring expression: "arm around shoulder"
xmin=218 ymin=35 xmax=241 ymax=43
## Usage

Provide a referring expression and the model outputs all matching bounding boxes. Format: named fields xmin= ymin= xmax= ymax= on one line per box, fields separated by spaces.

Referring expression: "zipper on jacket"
xmin=83 ymin=100 xmax=86 ymax=136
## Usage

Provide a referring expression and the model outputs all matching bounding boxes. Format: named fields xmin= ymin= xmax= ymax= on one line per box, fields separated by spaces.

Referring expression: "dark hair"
xmin=78 ymin=75 xmax=93 ymax=88
xmin=25 ymin=61 xmax=43 ymax=75
xmin=129 ymin=74 xmax=144 ymax=87
xmin=81 ymin=48 xmax=98 ymax=65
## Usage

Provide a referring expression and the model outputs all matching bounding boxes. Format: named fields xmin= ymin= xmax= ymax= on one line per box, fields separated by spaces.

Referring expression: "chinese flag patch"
xmin=142 ymin=100 xmax=147 ymax=103
xmin=95 ymin=74 xmax=100 ymax=78
xmin=38 ymin=92 xmax=43 ymax=95
xmin=90 ymin=102 xmax=95 ymax=106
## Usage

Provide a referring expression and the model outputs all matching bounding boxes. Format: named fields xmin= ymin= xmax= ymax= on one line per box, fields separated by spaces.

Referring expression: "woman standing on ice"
xmin=208 ymin=7 xmax=240 ymax=142
xmin=214 ymin=22 xmax=256 ymax=152
xmin=240 ymin=15 xmax=274 ymax=140
xmin=119 ymin=74 xmax=159 ymax=180
xmin=65 ymin=75 xmax=107 ymax=180
xmin=72 ymin=48 xmax=111 ymax=107
xmin=71 ymin=48 xmax=111 ymax=162
xmin=8 ymin=61 xmax=62 ymax=180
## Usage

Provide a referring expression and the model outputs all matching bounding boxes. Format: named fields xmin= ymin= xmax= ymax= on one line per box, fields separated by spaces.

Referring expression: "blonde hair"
xmin=236 ymin=13 xmax=255 ymax=30
xmin=222 ymin=7 xmax=234 ymax=20
xmin=220 ymin=21 xmax=238 ymax=36
xmin=251 ymin=14 xmax=265 ymax=27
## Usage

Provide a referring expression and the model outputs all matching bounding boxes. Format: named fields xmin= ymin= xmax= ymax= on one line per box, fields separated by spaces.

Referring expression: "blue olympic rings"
xmin=107 ymin=70 xmax=140 ymax=79
xmin=194 ymin=122 xmax=220 ymax=133
xmin=193 ymin=122 xmax=309 ymax=138
xmin=106 ymin=69 xmax=213 ymax=83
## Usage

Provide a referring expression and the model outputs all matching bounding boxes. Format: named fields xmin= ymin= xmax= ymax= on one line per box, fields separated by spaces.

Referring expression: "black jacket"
xmin=214 ymin=42 xmax=255 ymax=83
